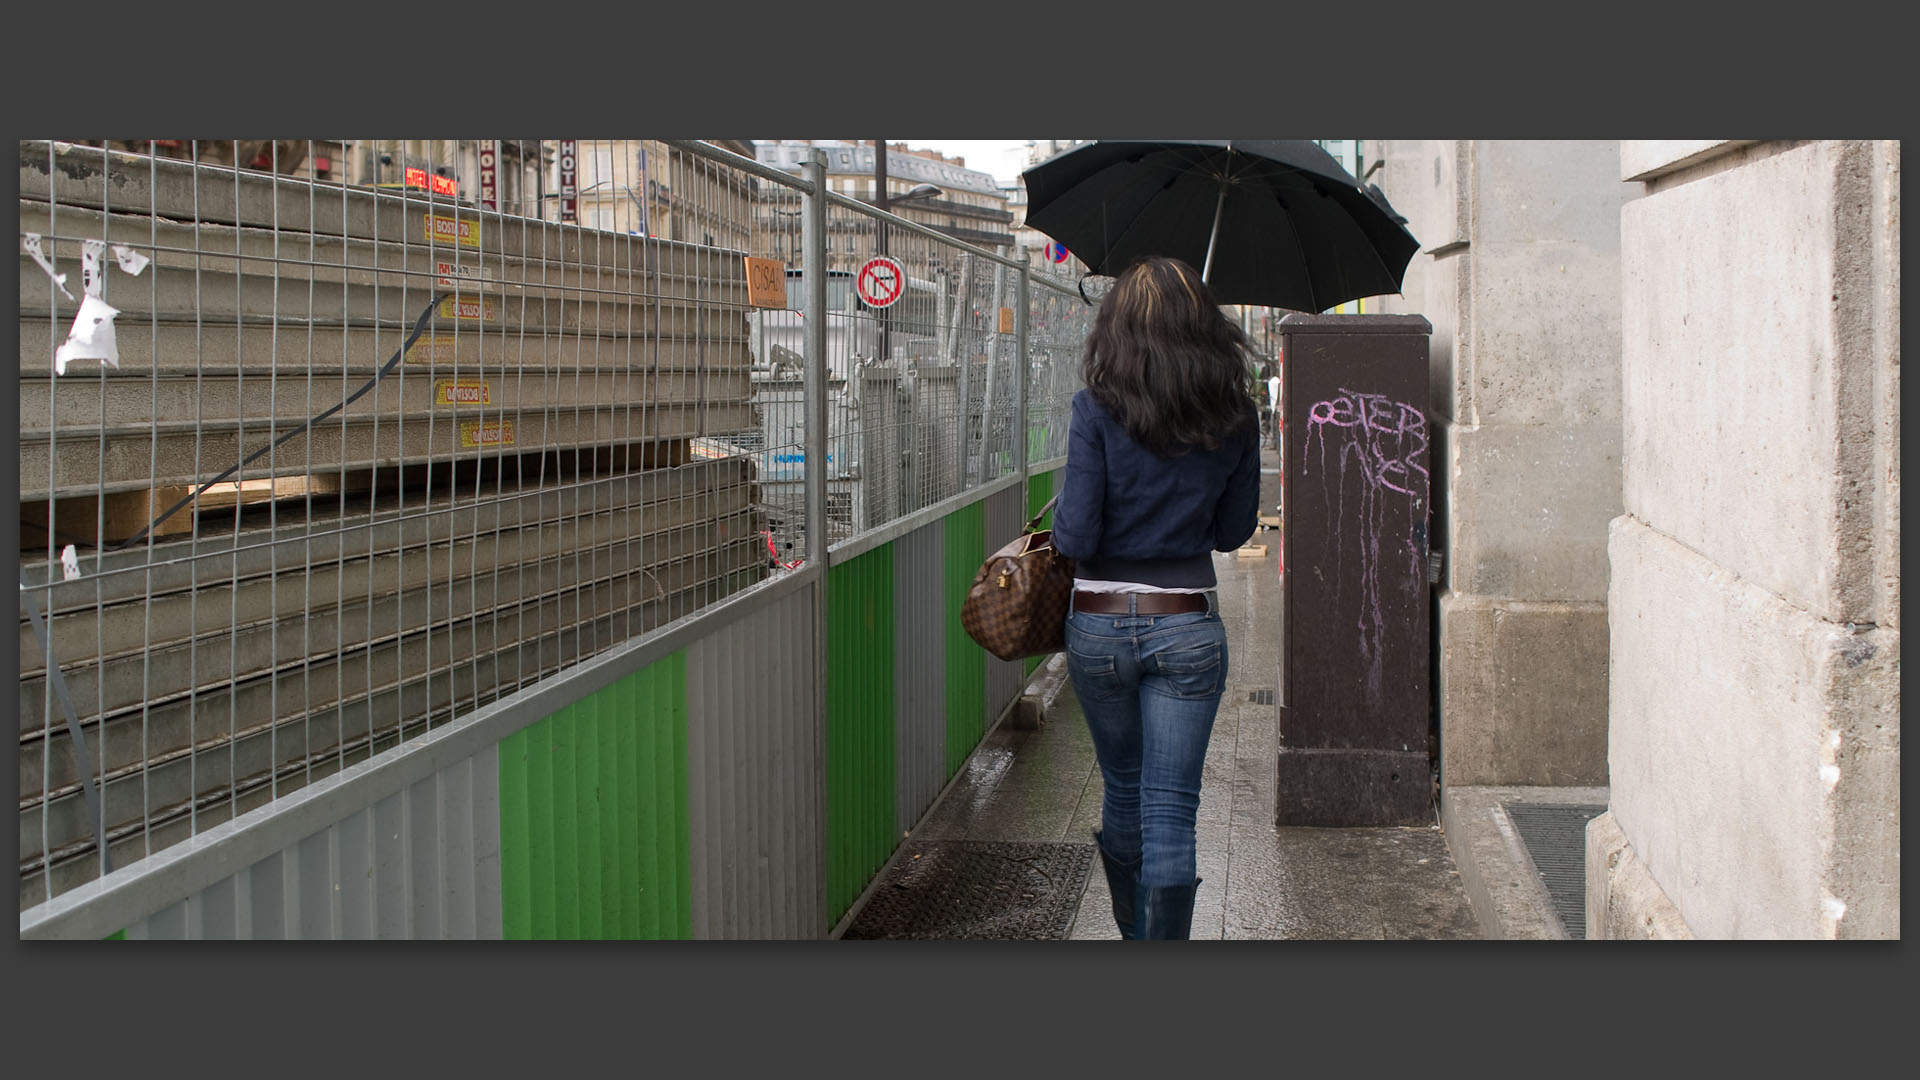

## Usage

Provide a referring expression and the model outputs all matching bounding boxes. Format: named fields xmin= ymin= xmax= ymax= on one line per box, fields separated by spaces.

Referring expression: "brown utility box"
xmin=1277 ymin=314 xmax=1433 ymax=826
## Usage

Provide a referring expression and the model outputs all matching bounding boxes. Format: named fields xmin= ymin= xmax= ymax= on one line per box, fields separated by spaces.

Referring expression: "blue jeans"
xmin=1065 ymin=593 xmax=1228 ymax=889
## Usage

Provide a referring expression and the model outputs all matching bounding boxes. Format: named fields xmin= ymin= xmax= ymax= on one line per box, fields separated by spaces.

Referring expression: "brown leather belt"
xmin=1072 ymin=590 xmax=1210 ymax=615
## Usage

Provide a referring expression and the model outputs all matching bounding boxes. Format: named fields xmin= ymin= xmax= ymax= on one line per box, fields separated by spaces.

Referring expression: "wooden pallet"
xmin=22 ymin=473 xmax=374 ymax=548
xmin=19 ymin=437 xmax=699 ymax=550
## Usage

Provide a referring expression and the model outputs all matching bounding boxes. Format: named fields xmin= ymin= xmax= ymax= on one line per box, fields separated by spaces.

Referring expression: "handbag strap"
xmin=1023 ymin=494 xmax=1060 ymax=534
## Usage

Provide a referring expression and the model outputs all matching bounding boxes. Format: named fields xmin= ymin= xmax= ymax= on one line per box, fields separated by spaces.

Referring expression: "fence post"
xmin=803 ymin=151 xmax=828 ymax=567
xmin=979 ymin=262 xmax=1007 ymax=483
xmin=953 ymin=255 xmax=973 ymax=497
xmin=1015 ymin=260 xmax=1030 ymax=484
xmin=802 ymin=148 xmax=831 ymax=935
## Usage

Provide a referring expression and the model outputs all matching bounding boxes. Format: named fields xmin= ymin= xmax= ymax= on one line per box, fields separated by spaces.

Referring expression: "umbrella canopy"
xmin=1021 ymin=140 xmax=1420 ymax=311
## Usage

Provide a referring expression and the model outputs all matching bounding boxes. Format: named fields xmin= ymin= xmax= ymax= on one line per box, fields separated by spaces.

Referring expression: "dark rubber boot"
xmin=1141 ymin=879 xmax=1201 ymax=940
xmin=1093 ymin=831 xmax=1142 ymax=940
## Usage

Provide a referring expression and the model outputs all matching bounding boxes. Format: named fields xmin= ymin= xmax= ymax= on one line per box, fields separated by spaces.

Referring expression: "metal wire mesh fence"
xmin=1026 ymin=270 xmax=1096 ymax=465
xmin=16 ymin=139 xmax=789 ymax=905
xmin=15 ymin=138 xmax=1088 ymax=910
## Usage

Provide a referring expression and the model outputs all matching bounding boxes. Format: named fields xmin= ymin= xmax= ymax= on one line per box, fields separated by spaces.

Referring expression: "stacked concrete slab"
xmin=17 ymin=140 xmax=767 ymax=902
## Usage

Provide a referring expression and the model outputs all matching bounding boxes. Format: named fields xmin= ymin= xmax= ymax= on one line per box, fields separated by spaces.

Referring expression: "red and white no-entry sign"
xmin=855 ymin=255 xmax=906 ymax=308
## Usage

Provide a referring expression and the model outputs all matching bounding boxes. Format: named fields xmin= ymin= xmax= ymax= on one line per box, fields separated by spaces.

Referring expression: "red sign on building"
xmin=558 ymin=140 xmax=578 ymax=223
xmin=404 ymin=166 xmax=459 ymax=197
xmin=479 ymin=141 xmax=498 ymax=210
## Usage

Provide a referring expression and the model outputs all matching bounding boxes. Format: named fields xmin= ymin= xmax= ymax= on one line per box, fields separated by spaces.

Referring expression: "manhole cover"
xmin=1504 ymin=803 xmax=1607 ymax=939
xmin=840 ymin=840 xmax=1094 ymax=940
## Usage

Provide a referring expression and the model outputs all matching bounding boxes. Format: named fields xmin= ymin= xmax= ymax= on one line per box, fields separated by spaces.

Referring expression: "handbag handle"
xmin=1023 ymin=494 xmax=1060 ymax=534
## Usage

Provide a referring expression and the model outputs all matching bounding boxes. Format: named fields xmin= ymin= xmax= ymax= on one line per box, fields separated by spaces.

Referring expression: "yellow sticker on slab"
xmin=405 ymin=334 xmax=462 ymax=363
xmin=435 ymin=379 xmax=490 ymax=406
xmin=438 ymin=296 xmax=496 ymax=321
xmin=424 ymin=213 xmax=483 ymax=249
xmin=998 ymin=307 xmax=1014 ymax=333
xmin=459 ymin=419 xmax=515 ymax=448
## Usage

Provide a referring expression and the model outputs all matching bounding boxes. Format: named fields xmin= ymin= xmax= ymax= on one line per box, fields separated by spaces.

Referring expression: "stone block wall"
xmin=1367 ymin=140 xmax=1629 ymax=787
xmin=1593 ymin=140 xmax=1899 ymax=938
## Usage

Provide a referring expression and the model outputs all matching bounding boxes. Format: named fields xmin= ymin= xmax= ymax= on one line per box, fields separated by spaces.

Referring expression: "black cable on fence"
xmin=111 ymin=292 xmax=449 ymax=551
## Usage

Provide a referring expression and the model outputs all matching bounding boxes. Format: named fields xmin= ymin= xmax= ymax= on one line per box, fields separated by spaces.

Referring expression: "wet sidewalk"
xmin=841 ymin=446 xmax=1485 ymax=940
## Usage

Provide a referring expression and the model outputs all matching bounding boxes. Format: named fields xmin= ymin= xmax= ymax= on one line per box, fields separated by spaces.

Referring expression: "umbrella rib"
xmin=1274 ymin=192 xmax=1319 ymax=313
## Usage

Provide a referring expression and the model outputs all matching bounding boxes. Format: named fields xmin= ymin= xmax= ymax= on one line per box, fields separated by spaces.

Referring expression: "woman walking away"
xmin=1051 ymin=256 xmax=1261 ymax=940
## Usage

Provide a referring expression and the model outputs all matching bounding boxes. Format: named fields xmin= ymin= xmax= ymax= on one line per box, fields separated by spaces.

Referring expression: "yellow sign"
xmin=998 ymin=307 xmax=1014 ymax=333
xmin=459 ymin=419 xmax=515 ymax=448
xmin=438 ymin=296 xmax=496 ymax=321
xmin=434 ymin=379 xmax=491 ymax=406
xmin=743 ymin=256 xmax=788 ymax=309
xmin=424 ymin=213 xmax=483 ymax=249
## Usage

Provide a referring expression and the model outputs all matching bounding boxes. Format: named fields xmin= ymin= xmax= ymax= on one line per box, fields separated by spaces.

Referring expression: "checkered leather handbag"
xmin=961 ymin=496 xmax=1076 ymax=661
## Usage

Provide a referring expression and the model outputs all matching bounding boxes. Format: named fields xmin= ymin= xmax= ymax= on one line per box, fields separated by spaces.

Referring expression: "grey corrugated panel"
xmin=893 ymin=521 xmax=948 ymax=835
xmin=686 ymin=582 xmax=823 ymax=939
xmin=337 ymin=808 xmax=375 ymax=938
xmin=296 ymin=830 xmax=333 ymax=938
xmin=130 ymin=899 xmax=186 ymax=940
xmin=372 ymin=791 xmax=407 ymax=938
xmin=198 ymin=876 xmax=239 ymax=939
xmin=114 ymin=746 xmax=500 ymax=939
xmin=982 ymin=483 xmax=1021 ymax=558
xmin=407 ymin=774 xmax=443 ymax=939
xmin=248 ymin=851 xmax=286 ymax=938
xmin=470 ymin=744 xmax=502 ymax=939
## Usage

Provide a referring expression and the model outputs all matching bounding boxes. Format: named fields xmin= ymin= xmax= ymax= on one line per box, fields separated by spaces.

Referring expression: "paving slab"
xmin=876 ymin=444 xmax=1498 ymax=941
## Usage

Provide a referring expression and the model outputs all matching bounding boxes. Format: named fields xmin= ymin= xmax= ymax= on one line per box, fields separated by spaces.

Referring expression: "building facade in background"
xmin=753 ymin=140 xmax=1014 ymax=275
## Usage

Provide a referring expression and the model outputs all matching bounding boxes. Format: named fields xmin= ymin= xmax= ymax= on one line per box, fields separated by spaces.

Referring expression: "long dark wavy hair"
xmin=1080 ymin=256 xmax=1256 ymax=456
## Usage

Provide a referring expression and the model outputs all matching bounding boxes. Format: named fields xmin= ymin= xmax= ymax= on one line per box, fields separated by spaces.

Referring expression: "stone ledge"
xmin=1620 ymin=140 xmax=1756 ymax=183
xmin=1440 ymin=784 xmax=1609 ymax=939
xmin=1584 ymin=810 xmax=1695 ymax=940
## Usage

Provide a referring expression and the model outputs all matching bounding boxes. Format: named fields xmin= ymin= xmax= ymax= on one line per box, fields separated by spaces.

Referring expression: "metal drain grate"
xmin=840 ymin=841 xmax=1094 ymax=940
xmin=1249 ymin=689 xmax=1275 ymax=704
xmin=1504 ymin=803 xmax=1607 ymax=939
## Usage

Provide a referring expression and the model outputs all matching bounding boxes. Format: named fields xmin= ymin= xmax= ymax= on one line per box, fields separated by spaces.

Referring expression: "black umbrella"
xmin=1020 ymin=140 xmax=1420 ymax=311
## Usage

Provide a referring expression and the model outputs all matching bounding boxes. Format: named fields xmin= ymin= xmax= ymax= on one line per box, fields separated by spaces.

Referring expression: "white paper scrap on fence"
xmin=61 ymin=545 xmax=81 ymax=581
xmin=22 ymin=233 xmax=76 ymax=300
xmin=111 ymin=244 xmax=151 ymax=276
xmin=80 ymin=238 xmax=107 ymax=297
xmin=55 ymin=294 xmax=122 ymax=374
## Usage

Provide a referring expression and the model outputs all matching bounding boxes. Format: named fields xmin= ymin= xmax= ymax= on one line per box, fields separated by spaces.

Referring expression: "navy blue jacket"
xmin=1051 ymin=388 xmax=1261 ymax=589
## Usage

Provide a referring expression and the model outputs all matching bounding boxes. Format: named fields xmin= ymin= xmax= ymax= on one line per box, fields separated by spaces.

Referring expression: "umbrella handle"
xmin=1201 ymin=177 xmax=1228 ymax=284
